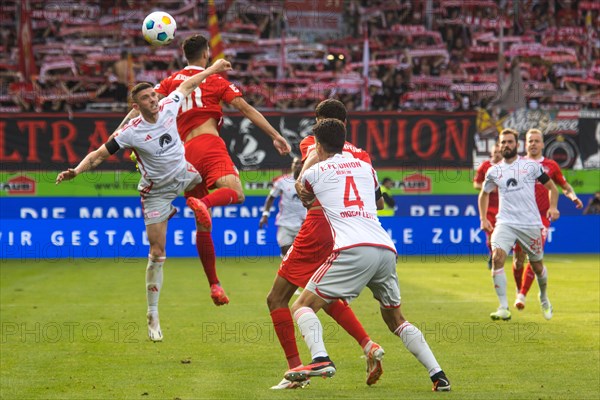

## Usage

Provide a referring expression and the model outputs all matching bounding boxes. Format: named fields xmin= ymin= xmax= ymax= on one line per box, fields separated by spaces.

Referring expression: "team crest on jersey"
xmin=159 ymin=134 xmax=172 ymax=148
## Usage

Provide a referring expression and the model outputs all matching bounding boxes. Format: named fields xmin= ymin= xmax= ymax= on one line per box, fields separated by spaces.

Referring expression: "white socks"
xmin=536 ymin=266 xmax=548 ymax=301
xmin=394 ymin=321 xmax=441 ymax=376
xmin=492 ymin=267 xmax=508 ymax=309
xmin=146 ymin=255 xmax=165 ymax=313
xmin=293 ymin=307 xmax=328 ymax=360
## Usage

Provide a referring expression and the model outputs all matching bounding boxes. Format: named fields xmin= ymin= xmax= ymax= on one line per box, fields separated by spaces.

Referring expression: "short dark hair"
xmin=130 ymin=82 xmax=154 ymax=102
xmin=382 ymin=177 xmax=393 ymax=185
xmin=182 ymin=34 xmax=208 ymax=62
xmin=315 ymin=99 xmax=347 ymax=122
xmin=313 ymin=118 xmax=346 ymax=154
xmin=500 ymin=128 xmax=519 ymax=142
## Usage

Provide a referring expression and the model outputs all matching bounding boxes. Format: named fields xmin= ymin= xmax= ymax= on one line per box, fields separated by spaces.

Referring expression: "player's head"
xmin=130 ymin=82 xmax=158 ymax=115
xmin=525 ymin=128 xmax=544 ymax=158
xmin=382 ymin=177 xmax=393 ymax=188
xmin=182 ymin=34 xmax=210 ymax=65
xmin=313 ymin=118 xmax=346 ymax=158
xmin=498 ymin=128 xmax=519 ymax=160
xmin=315 ymin=99 xmax=347 ymax=124
xmin=291 ymin=157 xmax=302 ymax=179
xmin=490 ymin=142 xmax=502 ymax=163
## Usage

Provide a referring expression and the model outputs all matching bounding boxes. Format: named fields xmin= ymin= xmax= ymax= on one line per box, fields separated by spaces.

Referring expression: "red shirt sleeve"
xmin=216 ymin=76 xmax=243 ymax=103
xmin=474 ymin=161 xmax=490 ymax=184
xmin=155 ymin=75 xmax=173 ymax=97
xmin=548 ymin=160 xmax=567 ymax=187
xmin=299 ymin=136 xmax=316 ymax=161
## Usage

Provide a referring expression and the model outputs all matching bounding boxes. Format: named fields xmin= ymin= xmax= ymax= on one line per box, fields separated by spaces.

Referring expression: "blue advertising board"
xmin=1 ymin=197 xmax=598 ymax=259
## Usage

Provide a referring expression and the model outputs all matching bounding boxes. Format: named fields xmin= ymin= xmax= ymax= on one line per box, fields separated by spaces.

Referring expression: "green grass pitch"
xmin=1 ymin=254 xmax=599 ymax=399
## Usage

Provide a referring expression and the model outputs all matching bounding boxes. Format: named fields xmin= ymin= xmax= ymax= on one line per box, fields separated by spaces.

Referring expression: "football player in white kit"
xmin=478 ymin=128 xmax=560 ymax=321
xmin=259 ymin=157 xmax=306 ymax=257
xmin=284 ymin=119 xmax=451 ymax=392
xmin=56 ymin=59 xmax=233 ymax=342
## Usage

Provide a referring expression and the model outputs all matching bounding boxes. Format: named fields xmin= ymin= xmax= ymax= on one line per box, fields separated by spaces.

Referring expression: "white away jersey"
xmin=115 ymin=91 xmax=187 ymax=190
xmin=302 ymin=154 xmax=396 ymax=252
xmin=270 ymin=174 xmax=306 ymax=229
xmin=483 ymin=156 xmax=544 ymax=227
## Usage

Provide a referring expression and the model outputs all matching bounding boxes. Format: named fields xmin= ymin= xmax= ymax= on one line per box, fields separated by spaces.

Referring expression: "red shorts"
xmin=184 ymin=134 xmax=239 ymax=198
xmin=278 ymin=209 xmax=333 ymax=288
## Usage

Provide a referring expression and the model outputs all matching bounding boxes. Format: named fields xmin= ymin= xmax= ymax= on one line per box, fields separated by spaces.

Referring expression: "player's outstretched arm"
xmin=230 ymin=97 xmax=291 ymax=155
xmin=56 ymin=145 xmax=112 ymax=184
xmin=560 ymin=182 xmax=583 ymax=209
xmin=114 ymin=108 xmax=140 ymax=133
xmin=544 ymin=179 xmax=561 ymax=221
xmin=259 ymin=195 xmax=276 ymax=228
xmin=177 ymin=59 xmax=232 ymax=98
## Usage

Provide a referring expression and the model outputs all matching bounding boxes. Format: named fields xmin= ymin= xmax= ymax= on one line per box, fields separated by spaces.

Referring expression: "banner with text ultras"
xmin=2 ymin=197 xmax=598 ymax=259
xmin=0 ymin=111 xmax=476 ymax=171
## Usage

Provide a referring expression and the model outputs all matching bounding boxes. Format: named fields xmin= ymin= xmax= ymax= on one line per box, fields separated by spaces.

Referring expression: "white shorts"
xmin=306 ymin=246 xmax=400 ymax=308
xmin=276 ymin=225 xmax=300 ymax=248
xmin=140 ymin=163 xmax=203 ymax=226
xmin=491 ymin=224 xmax=544 ymax=262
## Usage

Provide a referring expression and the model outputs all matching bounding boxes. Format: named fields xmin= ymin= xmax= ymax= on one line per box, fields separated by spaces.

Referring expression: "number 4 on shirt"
xmin=344 ymin=176 xmax=364 ymax=209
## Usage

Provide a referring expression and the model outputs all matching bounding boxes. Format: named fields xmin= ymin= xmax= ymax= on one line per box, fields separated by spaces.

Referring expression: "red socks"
xmin=195 ymin=231 xmax=218 ymax=286
xmin=201 ymin=188 xmax=239 ymax=208
xmin=520 ymin=263 xmax=536 ymax=296
xmin=512 ymin=263 xmax=523 ymax=291
xmin=270 ymin=308 xmax=301 ymax=369
xmin=325 ymin=300 xmax=370 ymax=349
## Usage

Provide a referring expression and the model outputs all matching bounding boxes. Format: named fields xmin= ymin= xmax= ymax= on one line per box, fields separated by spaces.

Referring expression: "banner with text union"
xmin=0 ymin=112 xmax=476 ymax=170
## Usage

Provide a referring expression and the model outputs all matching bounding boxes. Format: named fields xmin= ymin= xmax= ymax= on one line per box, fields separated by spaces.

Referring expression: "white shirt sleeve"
xmin=269 ymin=179 xmax=283 ymax=198
xmin=113 ymin=127 xmax=133 ymax=149
xmin=301 ymin=164 xmax=319 ymax=193
xmin=482 ymin=166 xmax=498 ymax=193
xmin=159 ymin=90 xmax=184 ymax=116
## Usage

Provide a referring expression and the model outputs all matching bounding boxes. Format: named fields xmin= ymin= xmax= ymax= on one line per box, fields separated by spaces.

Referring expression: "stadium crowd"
xmin=1 ymin=0 xmax=599 ymax=114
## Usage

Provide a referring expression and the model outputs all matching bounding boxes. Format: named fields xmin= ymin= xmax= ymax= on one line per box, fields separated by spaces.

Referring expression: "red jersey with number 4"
xmin=529 ymin=157 xmax=567 ymax=217
xmin=155 ymin=66 xmax=242 ymax=141
xmin=474 ymin=160 xmax=499 ymax=215
xmin=300 ymin=135 xmax=372 ymax=164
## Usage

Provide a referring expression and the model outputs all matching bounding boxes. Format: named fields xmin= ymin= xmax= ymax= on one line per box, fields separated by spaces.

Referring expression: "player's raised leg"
xmin=202 ymin=173 xmax=244 ymax=208
xmin=186 ymin=187 xmax=228 ymax=306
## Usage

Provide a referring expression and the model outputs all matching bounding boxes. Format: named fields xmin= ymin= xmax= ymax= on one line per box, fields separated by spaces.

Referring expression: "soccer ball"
xmin=142 ymin=11 xmax=176 ymax=46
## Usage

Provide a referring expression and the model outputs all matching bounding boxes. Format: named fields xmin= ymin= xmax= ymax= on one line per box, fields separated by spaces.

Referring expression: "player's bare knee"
xmin=491 ymin=250 xmax=506 ymax=269
xmin=235 ymin=190 xmax=245 ymax=204
xmin=266 ymin=289 xmax=289 ymax=311
xmin=149 ymin=247 xmax=165 ymax=259
xmin=529 ymin=260 xmax=544 ymax=274
xmin=381 ymin=307 xmax=404 ymax=332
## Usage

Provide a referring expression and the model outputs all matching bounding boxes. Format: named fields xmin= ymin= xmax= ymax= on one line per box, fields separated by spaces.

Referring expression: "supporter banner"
xmin=1 ymin=169 xmax=598 ymax=197
xmin=2 ymin=197 xmax=598 ymax=259
xmin=0 ymin=112 xmax=476 ymax=170
xmin=284 ymin=0 xmax=343 ymax=33
xmin=474 ymin=108 xmax=599 ymax=170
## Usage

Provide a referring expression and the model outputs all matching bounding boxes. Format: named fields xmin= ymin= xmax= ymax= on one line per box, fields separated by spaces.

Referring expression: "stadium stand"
xmin=2 ymin=0 xmax=599 ymax=113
